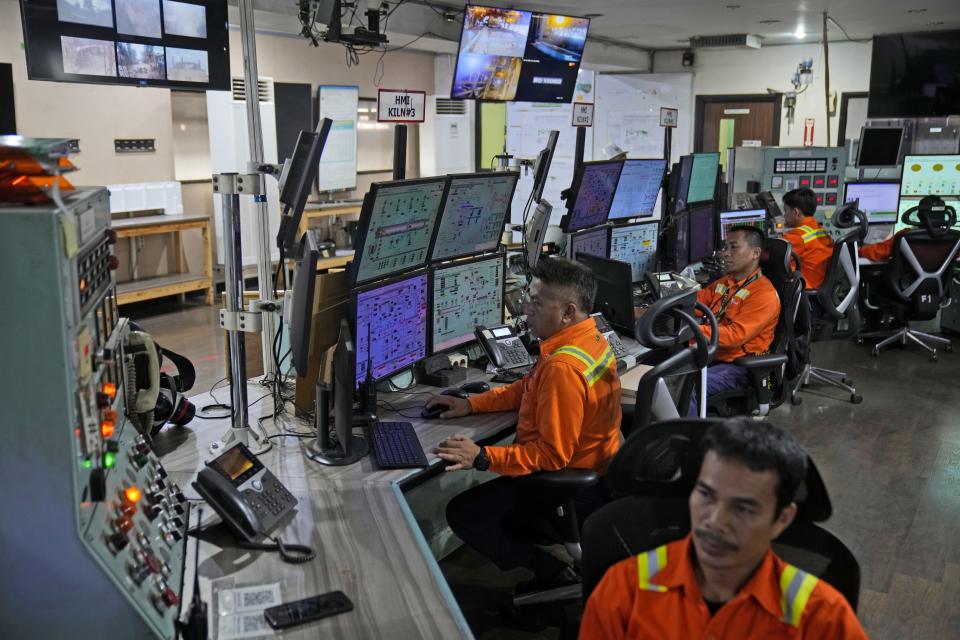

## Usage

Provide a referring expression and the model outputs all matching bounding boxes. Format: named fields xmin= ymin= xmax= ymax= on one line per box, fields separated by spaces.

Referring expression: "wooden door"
xmin=695 ymin=95 xmax=781 ymax=155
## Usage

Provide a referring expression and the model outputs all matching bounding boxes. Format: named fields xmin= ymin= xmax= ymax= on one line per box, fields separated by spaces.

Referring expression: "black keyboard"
xmin=370 ymin=421 xmax=429 ymax=469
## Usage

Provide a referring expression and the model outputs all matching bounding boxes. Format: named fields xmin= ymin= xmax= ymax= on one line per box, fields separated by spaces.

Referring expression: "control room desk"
xmin=156 ymin=379 xmax=518 ymax=639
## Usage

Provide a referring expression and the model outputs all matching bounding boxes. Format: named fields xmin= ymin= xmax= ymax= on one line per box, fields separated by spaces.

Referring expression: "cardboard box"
xmin=294 ymin=269 xmax=349 ymax=413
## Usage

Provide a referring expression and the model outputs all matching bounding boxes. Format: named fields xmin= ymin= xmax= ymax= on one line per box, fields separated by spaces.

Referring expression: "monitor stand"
xmin=305 ymin=380 xmax=372 ymax=467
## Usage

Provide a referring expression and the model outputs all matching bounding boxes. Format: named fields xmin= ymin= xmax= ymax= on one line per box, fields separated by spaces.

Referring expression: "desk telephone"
xmin=193 ymin=442 xmax=298 ymax=543
xmin=475 ymin=324 xmax=534 ymax=370
xmin=591 ymin=313 xmax=629 ymax=360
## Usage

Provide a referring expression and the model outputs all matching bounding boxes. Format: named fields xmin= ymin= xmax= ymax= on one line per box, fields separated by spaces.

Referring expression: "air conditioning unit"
xmin=419 ymin=96 xmax=475 ymax=177
xmin=690 ymin=34 xmax=762 ymax=49
xmin=207 ymin=76 xmax=280 ymax=267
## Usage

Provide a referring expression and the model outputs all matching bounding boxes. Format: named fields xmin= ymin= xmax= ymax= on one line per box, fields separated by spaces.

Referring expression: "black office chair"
xmin=580 ymin=418 xmax=861 ymax=612
xmin=791 ymin=203 xmax=865 ymax=404
xmin=707 ymin=238 xmax=802 ymax=417
xmin=864 ymin=198 xmax=960 ymax=361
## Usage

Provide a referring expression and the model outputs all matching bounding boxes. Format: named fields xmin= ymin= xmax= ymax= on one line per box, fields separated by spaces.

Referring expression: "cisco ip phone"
xmin=591 ymin=312 xmax=628 ymax=360
xmin=475 ymin=324 xmax=534 ymax=371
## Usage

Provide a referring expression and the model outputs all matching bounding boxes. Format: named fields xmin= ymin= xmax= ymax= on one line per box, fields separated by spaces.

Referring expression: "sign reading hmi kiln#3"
xmin=377 ymin=89 xmax=427 ymax=123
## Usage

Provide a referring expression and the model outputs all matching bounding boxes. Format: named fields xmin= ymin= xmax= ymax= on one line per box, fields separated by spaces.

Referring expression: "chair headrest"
xmin=901 ymin=196 xmax=957 ymax=237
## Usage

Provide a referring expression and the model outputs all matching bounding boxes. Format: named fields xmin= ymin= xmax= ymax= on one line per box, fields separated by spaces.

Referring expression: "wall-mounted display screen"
xmin=20 ymin=0 xmax=229 ymax=90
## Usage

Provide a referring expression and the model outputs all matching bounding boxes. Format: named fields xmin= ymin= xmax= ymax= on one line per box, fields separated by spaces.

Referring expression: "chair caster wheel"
xmin=930 ymin=354 xmax=938 ymax=363
xmin=946 ymin=344 xmax=953 ymax=353
xmin=856 ymin=337 xmax=864 ymax=345
xmin=791 ymin=395 xmax=803 ymax=406
xmin=850 ymin=394 xmax=863 ymax=404
xmin=870 ymin=349 xmax=879 ymax=357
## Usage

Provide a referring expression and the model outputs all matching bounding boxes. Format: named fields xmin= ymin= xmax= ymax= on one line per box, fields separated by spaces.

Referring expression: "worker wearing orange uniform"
xmin=782 ymin=188 xmax=834 ymax=290
xmin=580 ymin=417 xmax=867 ymax=640
xmin=689 ymin=226 xmax=781 ymax=414
xmin=428 ymin=258 xmax=621 ymax=592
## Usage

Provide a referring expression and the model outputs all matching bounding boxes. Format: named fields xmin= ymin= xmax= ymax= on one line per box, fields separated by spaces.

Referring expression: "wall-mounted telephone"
xmin=193 ymin=443 xmax=298 ymax=543
xmin=590 ymin=313 xmax=628 ymax=360
xmin=475 ymin=324 xmax=534 ymax=370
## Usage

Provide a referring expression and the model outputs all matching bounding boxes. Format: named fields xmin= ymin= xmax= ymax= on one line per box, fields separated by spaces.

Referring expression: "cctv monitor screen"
xmin=899 ymin=154 xmax=960 ymax=198
xmin=719 ymin=209 xmax=766 ymax=241
xmin=353 ymin=272 xmax=428 ymax=386
xmin=562 ymin=160 xmax=623 ymax=232
xmin=451 ymin=6 xmax=590 ymax=103
xmin=608 ymin=159 xmax=666 ymax=220
xmin=688 ymin=202 xmax=717 ymax=264
xmin=20 ymin=0 xmax=230 ymax=90
xmin=686 ymin=152 xmax=721 ymax=204
xmin=856 ymin=127 xmax=904 ymax=168
xmin=431 ymin=255 xmax=505 ymax=353
xmin=352 ymin=177 xmax=447 ymax=286
xmin=569 ymin=226 xmax=609 ymax=260
xmin=609 ymin=221 xmax=658 ymax=282
xmin=843 ymin=181 xmax=900 ymax=224
xmin=430 ymin=171 xmax=519 ymax=262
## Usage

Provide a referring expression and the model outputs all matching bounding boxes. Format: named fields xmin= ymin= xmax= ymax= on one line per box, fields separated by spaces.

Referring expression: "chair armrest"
xmin=515 ymin=468 xmax=599 ymax=492
xmin=734 ymin=354 xmax=788 ymax=369
xmin=733 ymin=354 xmax=787 ymax=406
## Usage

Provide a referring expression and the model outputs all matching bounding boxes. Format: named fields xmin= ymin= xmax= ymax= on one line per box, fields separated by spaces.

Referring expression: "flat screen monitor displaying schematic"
xmin=899 ymin=154 xmax=960 ymax=198
xmin=843 ymin=181 xmax=900 ymax=224
xmin=430 ymin=171 xmax=519 ymax=262
xmin=688 ymin=202 xmax=718 ymax=264
xmin=719 ymin=209 xmax=767 ymax=241
xmin=430 ymin=254 xmax=505 ymax=353
xmin=609 ymin=221 xmax=658 ymax=282
xmin=351 ymin=177 xmax=446 ymax=286
xmin=686 ymin=153 xmax=721 ymax=204
xmin=608 ymin=159 xmax=667 ymax=220
xmin=353 ymin=272 xmax=429 ymax=386
xmin=569 ymin=226 xmax=609 ymax=261
xmin=561 ymin=160 xmax=624 ymax=232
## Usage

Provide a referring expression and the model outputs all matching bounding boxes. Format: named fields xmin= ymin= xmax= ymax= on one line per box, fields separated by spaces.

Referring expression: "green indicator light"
xmin=82 ymin=458 xmax=92 ymax=469
xmin=104 ymin=452 xmax=116 ymax=468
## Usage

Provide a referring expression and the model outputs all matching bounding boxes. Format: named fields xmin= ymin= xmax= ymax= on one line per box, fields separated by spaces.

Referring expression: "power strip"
xmin=447 ymin=353 xmax=468 ymax=368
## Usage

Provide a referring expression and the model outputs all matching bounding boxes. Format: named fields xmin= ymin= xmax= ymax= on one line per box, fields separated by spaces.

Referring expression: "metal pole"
xmin=222 ymin=188 xmax=249 ymax=434
xmin=238 ymin=0 xmax=277 ymax=380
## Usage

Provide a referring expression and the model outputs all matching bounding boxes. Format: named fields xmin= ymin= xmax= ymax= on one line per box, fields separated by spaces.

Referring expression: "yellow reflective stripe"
xmin=636 ymin=545 xmax=669 ymax=593
xmin=715 ymin=283 xmax=729 ymax=295
xmin=735 ymin=288 xmax=751 ymax=300
xmin=798 ymin=225 xmax=830 ymax=243
xmin=584 ymin=347 xmax=615 ymax=386
xmin=553 ymin=345 xmax=595 ymax=368
xmin=779 ymin=564 xmax=819 ymax=627
xmin=553 ymin=345 xmax=613 ymax=387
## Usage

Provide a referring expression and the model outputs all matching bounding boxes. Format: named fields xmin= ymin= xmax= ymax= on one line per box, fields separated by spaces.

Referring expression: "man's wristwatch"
xmin=473 ymin=447 xmax=491 ymax=471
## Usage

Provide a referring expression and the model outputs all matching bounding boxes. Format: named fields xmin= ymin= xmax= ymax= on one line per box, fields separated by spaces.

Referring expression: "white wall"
xmin=655 ymin=41 xmax=872 ymax=147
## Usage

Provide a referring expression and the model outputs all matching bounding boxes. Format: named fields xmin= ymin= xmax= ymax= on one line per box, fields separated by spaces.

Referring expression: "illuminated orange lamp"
xmin=123 ymin=486 xmax=142 ymax=504
xmin=102 ymin=382 xmax=117 ymax=398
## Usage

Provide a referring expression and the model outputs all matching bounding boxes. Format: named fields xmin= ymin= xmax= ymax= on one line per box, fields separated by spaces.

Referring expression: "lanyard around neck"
xmin=715 ymin=271 xmax=761 ymax=320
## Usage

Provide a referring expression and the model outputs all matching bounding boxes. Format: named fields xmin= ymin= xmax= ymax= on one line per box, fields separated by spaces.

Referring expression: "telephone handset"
xmin=475 ymin=324 xmax=534 ymax=370
xmin=192 ymin=443 xmax=298 ymax=543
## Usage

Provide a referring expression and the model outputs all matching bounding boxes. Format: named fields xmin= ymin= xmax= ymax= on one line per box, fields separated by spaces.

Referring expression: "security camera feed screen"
xmin=21 ymin=0 xmax=230 ymax=90
xmin=451 ymin=5 xmax=590 ymax=103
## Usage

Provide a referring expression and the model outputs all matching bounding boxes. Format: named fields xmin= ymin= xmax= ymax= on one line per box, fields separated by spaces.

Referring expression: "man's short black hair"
xmin=726 ymin=225 xmax=765 ymax=249
xmin=783 ymin=188 xmax=818 ymax=217
xmin=700 ymin=417 xmax=808 ymax=515
xmin=532 ymin=257 xmax=597 ymax=313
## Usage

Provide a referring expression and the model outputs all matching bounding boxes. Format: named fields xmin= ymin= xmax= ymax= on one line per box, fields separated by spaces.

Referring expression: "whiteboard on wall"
xmin=594 ymin=73 xmax=693 ymax=166
xmin=316 ymin=85 xmax=358 ymax=191
xmin=506 ymin=70 xmax=595 ymax=227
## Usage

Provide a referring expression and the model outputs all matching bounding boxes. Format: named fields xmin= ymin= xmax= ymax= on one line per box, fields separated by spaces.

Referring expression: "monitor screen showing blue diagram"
xmin=570 ymin=227 xmax=609 ymax=260
xmin=609 ymin=222 xmax=658 ymax=282
xmin=431 ymin=256 xmax=505 ymax=353
xmin=354 ymin=273 xmax=428 ymax=385
xmin=563 ymin=161 xmax=623 ymax=232
xmin=430 ymin=172 xmax=519 ymax=262
xmin=352 ymin=178 xmax=446 ymax=285
xmin=608 ymin=159 xmax=666 ymax=220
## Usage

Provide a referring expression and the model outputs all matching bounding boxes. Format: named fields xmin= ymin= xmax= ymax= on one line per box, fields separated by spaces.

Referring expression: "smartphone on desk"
xmin=192 ymin=442 xmax=298 ymax=543
xmin=475 ymin=324 xmax=534 ymax=370
xmin=264 ymin=591 xmax=354 ymax=630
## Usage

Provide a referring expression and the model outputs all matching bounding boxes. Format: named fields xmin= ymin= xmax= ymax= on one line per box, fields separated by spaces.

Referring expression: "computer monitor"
xmin=290 ymin=232 xmax=320 ymax=377
xmin=899 ymin=154 xmax=960 ymax=198
xmin=670 ymin=209 xmax=691 ymax=271
xmin=688 ymin=202 xmax=717 ymax=264
xmin=351 ymin=177 xmax=447 ymax=286
xmin=525 ymin=199 xmax=552 ymax=270
xmin=430 ymin=171 xmax=519 ymax=262
xmin=856 ymin=127 xmax=905 ymax=168
xmin=719 ymin=209 xmax=766 ymax=241
xmin=353 ymin=272 xmax=428 ymax=386
xmin=608 ymin=158 xmax=667 ymax=220
xmin=575 ymin=253 xmax=636 ymax=337
xmin=674 ymin=155 xmax=694 ymax=212
xmin=569 ymin=226 xmax=609 ymax=260
xmin=609 ymin=221 xmax=658 ymax=282
xmin=430 ymin=254 xmax=505 ymax=353
xmin=276 ymin=118 xmax=332 ymax=256
xmin=686 ymin=152 xmax=721 ymax=204
xmin=843 ymin=181 xmax=900 ymax=224
xmin=532 ymin=130 xmax=559 ymax=204
xmin=561 ymin=160 xmax=623 ymax=232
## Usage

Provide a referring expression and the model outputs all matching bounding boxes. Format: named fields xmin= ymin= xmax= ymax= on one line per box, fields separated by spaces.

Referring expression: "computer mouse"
xmin=420 ymin=404 xmax=446 ymax=419
xmin=460 ymin=381 xmax=490 ymax=394
xmin=441 ymin=388 xmax=470 ymax=400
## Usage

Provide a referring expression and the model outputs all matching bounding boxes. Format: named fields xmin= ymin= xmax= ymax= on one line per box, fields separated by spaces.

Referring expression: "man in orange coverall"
xmin=428 ymin=258 xmax=622 ymax=592
xmin=580 ymin=417 xmax=867 ymax=639
xmin=781 ymin=188 xmax=834 ymax=290
xmin=688 ymin=226 xmax=780 ymax=414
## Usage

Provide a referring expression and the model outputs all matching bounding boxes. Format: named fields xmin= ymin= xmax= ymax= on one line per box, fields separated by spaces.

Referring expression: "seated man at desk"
xmin=689 ymin=226 xmax=780 ymax=414
xmin=427 ymin=258 xmax=622 ymax=592
xmin=781 ymin=188 xmax=833 ymax=291
xmin=580 ymin=417 xmax=867 ymax=639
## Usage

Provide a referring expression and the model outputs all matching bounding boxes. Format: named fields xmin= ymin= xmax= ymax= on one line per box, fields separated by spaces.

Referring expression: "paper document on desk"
xmin=216 ymin=582 xmax=282 ymax=639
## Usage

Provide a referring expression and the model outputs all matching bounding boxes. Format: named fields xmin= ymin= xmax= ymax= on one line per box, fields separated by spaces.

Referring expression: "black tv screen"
xmin=19 ymin=0 xmax=230 ymax=90
xmin=451 ymin=5 xmax=589 ymax=103
xmin=868 ymin=31 xmax=960 ymax=118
